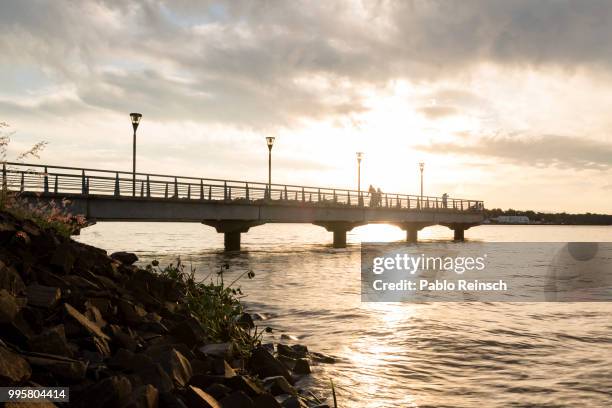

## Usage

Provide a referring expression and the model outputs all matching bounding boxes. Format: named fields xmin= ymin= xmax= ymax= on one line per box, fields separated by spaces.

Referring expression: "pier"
xmin=2 ymin=163 xmax=484 ymax=250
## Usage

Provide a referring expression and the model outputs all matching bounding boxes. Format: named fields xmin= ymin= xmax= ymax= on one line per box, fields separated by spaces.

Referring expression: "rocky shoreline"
xmin=0 ymin=210 xmax=332 ymax=408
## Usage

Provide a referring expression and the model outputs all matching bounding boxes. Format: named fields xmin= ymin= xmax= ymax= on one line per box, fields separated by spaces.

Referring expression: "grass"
xmin=146 ymin=259 xmax=268 ymax=359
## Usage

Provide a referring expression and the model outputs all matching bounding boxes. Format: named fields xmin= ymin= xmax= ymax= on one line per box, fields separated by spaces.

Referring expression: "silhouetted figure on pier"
xmin=368 ymin=185 xmax=376 ymax=207
xmin=442 ymin=193 xmax=448 ymax=208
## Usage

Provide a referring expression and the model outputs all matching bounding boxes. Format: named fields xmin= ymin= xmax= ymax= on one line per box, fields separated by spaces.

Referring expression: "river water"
xmin=76 ymin=224 xmax=612 ymax=407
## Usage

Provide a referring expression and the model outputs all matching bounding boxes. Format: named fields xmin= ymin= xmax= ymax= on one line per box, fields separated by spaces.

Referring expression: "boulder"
xmin=26 ymin=284 xmax=61 ymax=308
xmin=123 ymin=384 xmax=159 ymax=408
xmin=159 ymin=392 xmax=188 ymax=408
xmin=110 ymin=251 xmax=139 ymax=266
xmin=25 ymin=353 xmax=87 ymax=382
xmin=184 ymin=386 xmax=222 ymax=408
xmin=204 ymin=383 xmax=232 ymax=400
xmin=263 ymin=376 xmax=296 ymax=396
xmin=107 ymin=324 xmax=139 ymax=352
xmin=249 ymin=347 xmax=294 ymax=385
xmin=281 ymin=396 xmax=308 ymax=408
xmin=75 ymin=375 xmax=132 ymax=408
xmin=50 ymin=242 xmax=76 ymax=274
xmin=157 ymin=349 xmax=193 ymax=388
xmin=29 ymin=325 xmax=73 ymax=358
xmin=170 ymin=317 xmax=206 ymax=347
xmin=118 ymin=299 xmax=148 ymax=326
xmin=293 ymin=358 xmax=311 ymax=375
xmin=198 ymin=343 xmax=232 ymax=359
xmin=63 ymin=303 xmax=110 ymax=341
xmin=0 ymin=344 xmax=31 ymax=384
xmin=0 ymin=289 xmax=20 ymax=323
xmin=0 ymin=261 xmax=25 ymax=295
xmin=220 ymin=391 xmax=254 ymax=408
xmin=225 ymin=375 xmax=265 ymax=397
xmin=253 ymin=394 xmax=282 ymax=408
xmin=5 ymin=402 xmax=57 ymax=408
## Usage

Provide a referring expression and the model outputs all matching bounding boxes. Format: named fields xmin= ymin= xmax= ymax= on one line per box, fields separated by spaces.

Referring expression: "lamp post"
xmin=419 ymin=162 xmax=424 ymax=208
xmin=356 ymin=152 xmax=363 ymax=206
xmin=266 ymin=136 xmax=275 ymax=199
xmin=130 ymin=113 xmax=142 ymax=196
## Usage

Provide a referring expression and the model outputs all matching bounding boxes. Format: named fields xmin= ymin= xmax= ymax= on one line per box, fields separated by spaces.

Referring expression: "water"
xmin=76 ymin=224 xmax=612 ymax=407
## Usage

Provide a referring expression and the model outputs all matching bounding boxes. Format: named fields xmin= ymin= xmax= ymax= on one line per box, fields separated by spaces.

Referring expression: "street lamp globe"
xmin=130 ymin=113 xmax=142 ymax=131
xmin=266 ymin=136 xmax=275 ymax=149
xmin=419 ymin=162 xmax=424 ymax=172
xmin=356 ymin=152 xmax=363 ymax=162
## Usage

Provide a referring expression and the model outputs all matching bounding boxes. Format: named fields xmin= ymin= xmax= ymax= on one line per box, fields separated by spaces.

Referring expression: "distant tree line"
xmin=485 ymin=208 xmax=612 ymax=225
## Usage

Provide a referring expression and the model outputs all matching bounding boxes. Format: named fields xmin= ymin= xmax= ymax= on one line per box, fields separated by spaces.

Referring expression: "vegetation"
xmin=146 ymin=258 xmax=268 ymax=359
xmin=486 ymin=208 xmax=612 ymax=225
xmin=1 ymin=121 xmax=85 ymax=236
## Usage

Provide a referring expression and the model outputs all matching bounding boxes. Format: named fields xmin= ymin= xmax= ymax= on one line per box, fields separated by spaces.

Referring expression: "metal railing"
xmin=1 ymin=162 xmax=484 ymax=212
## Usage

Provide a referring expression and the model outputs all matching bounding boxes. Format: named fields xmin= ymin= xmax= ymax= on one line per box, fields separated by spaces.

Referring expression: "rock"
xmin=249 ymin=347 xmax=294 ymax=385
xmin=0 ymin=289 xmax=20 ymax=323
xmin=63 ymin=303 xmax=110 ymax=341
xmin=107 ymin=324 xmax=139 ymax=352
xmin=184 ymin=386 xmax=222 ymax=408
xmin=110 ymin=251 xmax=139 ymax=265
xmin=145 ymin=343 xmax=196 ymax=362
xmin=225 ymin=375 xmax=265 ymax=397
xmin=5 ymin=402 xmax=57 ymax=408
xmin=50 ymin=242 xmax=76 ymax=274
xmin=191 ymin=358 xmax=213 ymax=376
xmin=157 ymin=349 xmax=193 ymax=388
xmin=277 ymin=344 xmax=307 ymax=359
xmin=281 ymin=396 xmax=308 ymax=408
xmin=158 ymin=392 xmax=188 ymax=408
xmin=0 ymin=311 xmax=34 ymax=345
xmin=253 ymin=394 xmax=282 ymax=408
xmin=29 ymin=325 xmax=73 ymax=358
xmin=220 ymin=391 xmax=254 ymax=408
xmin=25 ymin=353 xmax=87 ymax=382
xmin=118 ymin=299 xmax=148 ymax=326
xmin=293 ymin=358 xmax=311 ymax=375
xmin=134 ymin=363 xmax=174 ymax=393
xmin=84 ymin=302 xmax=107 ymax=328
xmin=170 ymin=317 xmax=206 ymax=347
xmin=0 ymin=344 xmax=31 ymax=384
xmin=123 ymin=384 xmax=159 ymax=408
xmin=198 ymin=343 xmax=232 ymax=359
xmin=75 ymin=375 xmax=132 ymax=408
xmin=88 ymin=297 xmax=116 ymax=320
xmin=204 ymin=383 xmax=232 ymax=400
xmin=236 ymin=312 xmax=254 ymax=329
xmin=26 ymin=284 xmax=61 ymax=308
xmin=263 ymin=376 xmax=297 ymax=396
xmin=0 ymin=261 xmax=25 ymax=295
xmin=310 ymin=352 xmax=336 ymax=364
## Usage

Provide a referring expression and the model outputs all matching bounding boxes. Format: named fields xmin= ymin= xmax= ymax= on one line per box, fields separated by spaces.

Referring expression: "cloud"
xmin=417 ymin=105 xmax=458 ymax=119
xmin=417 ymin=133 xmax=612 ymax=171
xmin=3 ymin=0 xmax=612 ymax=129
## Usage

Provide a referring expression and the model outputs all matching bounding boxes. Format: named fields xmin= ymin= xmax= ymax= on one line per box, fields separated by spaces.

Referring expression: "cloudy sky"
xmin=1 ymin=0 xmax=611 ymax=213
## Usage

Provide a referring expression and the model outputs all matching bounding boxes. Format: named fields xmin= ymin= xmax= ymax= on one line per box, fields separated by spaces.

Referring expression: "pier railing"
xmin=1 ymin=162 xmax=484 ymax=212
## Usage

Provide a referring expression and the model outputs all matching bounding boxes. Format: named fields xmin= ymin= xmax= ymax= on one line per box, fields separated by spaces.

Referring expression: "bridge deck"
xmin=2 ymin=162 xmax=485 ymax=250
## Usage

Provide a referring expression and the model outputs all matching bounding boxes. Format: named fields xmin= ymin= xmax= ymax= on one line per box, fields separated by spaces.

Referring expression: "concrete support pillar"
xmin=333 ymin=230 xmax=347 ymax=248
xmin=314 ymin=221 xmax=362 ymax=249
xmin=397 ymin=222 xmax=431 ymax=244
xmin=224 ymin=231 xmax=241 ymax=251
xmin=453 ymin=228 xmax=465 ymax=241
xmin=202 ymin=220 xmax=262 ymax=252
xmin=406 ymin=228 xmax=419 ymax=243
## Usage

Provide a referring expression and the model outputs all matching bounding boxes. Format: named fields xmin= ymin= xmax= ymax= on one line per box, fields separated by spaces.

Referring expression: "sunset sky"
xmin=1 ymin=1 xmax=611 ymax=213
